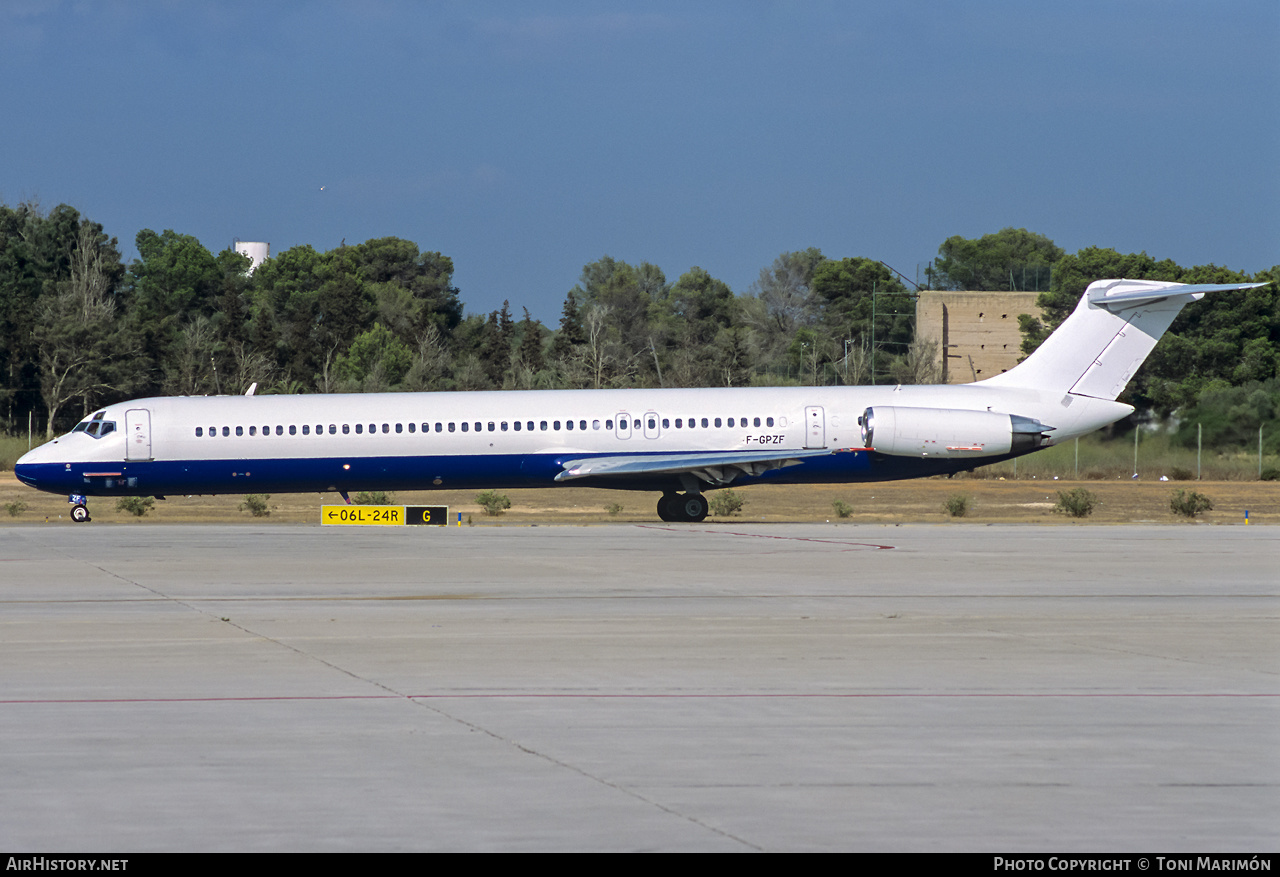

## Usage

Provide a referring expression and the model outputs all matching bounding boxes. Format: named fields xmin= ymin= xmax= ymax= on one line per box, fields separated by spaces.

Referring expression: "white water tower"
xmin=233 ymin=239 xmax=270 ymax=273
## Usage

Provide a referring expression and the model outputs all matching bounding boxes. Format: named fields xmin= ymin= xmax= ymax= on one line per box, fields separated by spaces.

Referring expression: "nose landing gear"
xmin=656 ymin=492 xmax=709 ymax=523
xmin=69 ymin=494 xmax=91 ymax=523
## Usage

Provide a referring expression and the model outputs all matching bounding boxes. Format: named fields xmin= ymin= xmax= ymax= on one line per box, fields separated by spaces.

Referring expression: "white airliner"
xmin=15 ymin=278 xmax=1264 ymax=522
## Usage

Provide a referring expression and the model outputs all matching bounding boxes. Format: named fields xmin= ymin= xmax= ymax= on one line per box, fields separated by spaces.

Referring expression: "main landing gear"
xmin=656 ymin=492 xmax=709 ymax=523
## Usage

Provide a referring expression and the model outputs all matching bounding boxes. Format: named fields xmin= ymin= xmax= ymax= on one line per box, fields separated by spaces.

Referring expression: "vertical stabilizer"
xmin=981 ymin=279 xmax=1265 ymax=400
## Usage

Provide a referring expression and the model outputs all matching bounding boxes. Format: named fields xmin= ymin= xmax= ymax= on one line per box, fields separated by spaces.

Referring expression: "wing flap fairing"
xmin=554 ymin=448 xmax=835 ymax=486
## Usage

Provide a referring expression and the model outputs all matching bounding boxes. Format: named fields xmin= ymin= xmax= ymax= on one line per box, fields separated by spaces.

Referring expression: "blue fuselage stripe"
xmin=15 ymin=449 xmax=988 ymax=496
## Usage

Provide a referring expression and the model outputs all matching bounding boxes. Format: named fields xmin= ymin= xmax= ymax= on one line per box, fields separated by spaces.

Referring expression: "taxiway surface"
xmin=1 ymin=523 xmax=1276 ymax=851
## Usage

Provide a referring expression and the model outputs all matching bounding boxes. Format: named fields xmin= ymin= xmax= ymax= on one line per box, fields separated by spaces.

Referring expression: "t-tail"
xmin=981 ymin=278 xmax=1268 ymax=400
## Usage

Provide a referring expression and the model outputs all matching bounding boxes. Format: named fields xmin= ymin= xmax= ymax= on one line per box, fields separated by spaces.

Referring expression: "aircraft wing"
xmin=554 ymin=447 xmax=836 ymax=486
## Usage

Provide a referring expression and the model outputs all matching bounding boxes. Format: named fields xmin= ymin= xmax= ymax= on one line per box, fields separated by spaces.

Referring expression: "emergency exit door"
xmin=804 ymin=406 xmax=826 ymax=448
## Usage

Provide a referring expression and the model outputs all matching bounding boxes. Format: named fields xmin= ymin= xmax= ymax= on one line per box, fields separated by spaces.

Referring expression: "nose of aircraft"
xmin=14 ymin=442 xmax=56 ymax=490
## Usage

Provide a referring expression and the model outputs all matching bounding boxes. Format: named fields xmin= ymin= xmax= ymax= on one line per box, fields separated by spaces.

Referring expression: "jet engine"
xmin=859 ymin=407 xmax=1053 ymax=458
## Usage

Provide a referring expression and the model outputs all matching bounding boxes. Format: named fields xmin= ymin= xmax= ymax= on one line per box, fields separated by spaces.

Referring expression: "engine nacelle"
xmin=860 ymin=406 xmax=1053 ymax=458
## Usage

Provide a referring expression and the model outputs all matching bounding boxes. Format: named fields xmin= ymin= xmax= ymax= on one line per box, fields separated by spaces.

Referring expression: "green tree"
xmin=349 ymin=237 xmax=462 ymax=336
xmin=812 ymin=257 xmax=913 ymax=383
xmin=34 ymin=220 xmax=131 ymax=435
xmin=928 ymin=228 xmax=1063 ymax=291
xmin=335 ymin=323 xmax=413 ymax=390
xmin=751 ymin=248 xmax=825 ymax=335
xmin=0 ymin=202 xmax=122 ymax=428
xmin=549 ymin=288 xmax=586 ymax=362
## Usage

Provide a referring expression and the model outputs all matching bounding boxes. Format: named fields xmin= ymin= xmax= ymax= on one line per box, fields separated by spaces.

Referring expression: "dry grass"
xmin=2 ymin=471 xmax=1275 ymax=526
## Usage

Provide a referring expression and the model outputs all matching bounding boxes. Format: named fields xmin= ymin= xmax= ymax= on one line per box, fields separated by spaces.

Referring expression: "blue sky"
xmin=3 ymin=0 xmax=1276 ymax=322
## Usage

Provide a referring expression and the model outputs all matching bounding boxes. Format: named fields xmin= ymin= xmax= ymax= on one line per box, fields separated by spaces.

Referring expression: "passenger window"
xmin=356 ymin=424 xmax=363 ymax=434
xmin=754 ymin=417 xmax=761 ymax=427
xmin=593 ymin=420 xmax=600 ymax=430
xmin=289 ymin=425 xmax=297 ymax=436
xmin=541 ymin=421 xmax=548 ymax=431
xmin=527 ymin=421 xmax=534 ymax=431
xmin=406 ymin=423 xmax=413 ymax=434
xmin=236 ymin=426 xmax=244 ymax=436
xmin=301 ymin=425 xmax=309 ymax=435
xmin=275 ymin=425 xmax=283 ymax=436
xmin=369 ymin=424 xmax=376 ymax=434
xmin=331 ymin=424 xmax=337 ymax=434
xmin=554 ymin=421 xmax=561 ymax=430
xmin=448 ymin=423 xmax=455 ymax=432
xmin=513 ymin=421 xmax=521 ymax=431
xmin=382 ymin=424 xmax=390 ymax=433
xmin=566 ymin=420 xmax=573 ymax=431
xmin=396 ymin=423 xmax=403 ymax=434
xmin=223 ymin=427 xmax=231 ymax=437
xmin=715 ymin=418 xmax=722 ymax=428
xmin=501 ymin=422 xmax=508 ymax=432
xmin=209 ymin=426 xmax=216 ymax=437
xmin=727 ymin=418 xmax=735 ymax=428
xmin=647 ymin=418 xmax=655 ymax=429
xmin=436 ymin=423 xmax=444 ymax=432
xmin=675 ymin=419 xmax=682 ymax=428
xmin=195 ymin=427 xmax=203 ymax=437
xmin=342 ymin=424 xmax=350 ymax=434
xmin=579 ymin=420 xmax=587 ymax=430
xmin=662 ymin=419 xmax=669 ymax=429
xmin=605 ymin=420 xmax=613 ymax=430
xmin=461 ymin=422 xmax=468 ymax=432
xmin=249 ymin=426 xmax=257 ymax=436
xmin=488 ymin=422 xmax=495 ymax=432
xmin=767 ymin=417 xmax=774 ymax=427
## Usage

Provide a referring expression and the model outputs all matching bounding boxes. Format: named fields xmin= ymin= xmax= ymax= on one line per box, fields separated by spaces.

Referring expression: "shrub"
xmin=116 ymin=496 xmax=154 ymax=517
xmin=5 ymin=500 xmax=28 ymax=517
xmin=1168 ymin=467 xmax=1195 ymax=481
xmin=476 ymin=490 xmax=511 ymax=516
xmin=604 ymin=502 xmax=623 ymax=516
xmin=709 ymin=490 xmax=744 ymax=517
xmin=1054 ymin=487 xmax=1098 ymax=518
xmin=354 ymin=490 xmax=394 ymax=505
xmin=1170 ymin=489 xmax=1213 ymax=518
xmin=832 ymin=499 xmax=853 ymax=518
xmin=943 ymin=494 xmax=970 ymax=518
xmin=1260 ymin=468 xmax=1280 ymax=482
xmin=239 ymin=494 xmax=271 ymax=517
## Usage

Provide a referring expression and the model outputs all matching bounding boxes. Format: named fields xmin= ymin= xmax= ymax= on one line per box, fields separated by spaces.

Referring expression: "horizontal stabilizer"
xmin=1089 ymin=281 xmax=1266 ymax=310
xmin=555 ymin=448 xmax=833 ymax=486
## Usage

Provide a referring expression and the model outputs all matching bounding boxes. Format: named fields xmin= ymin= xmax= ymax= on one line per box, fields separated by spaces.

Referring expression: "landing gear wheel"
xmin=679 ymin=494 xmax=709 ymax=523
xmin=70 ymin=504 xmax=90 ymax=523
xmin=656 ymin=494 xmax=678 ymax=522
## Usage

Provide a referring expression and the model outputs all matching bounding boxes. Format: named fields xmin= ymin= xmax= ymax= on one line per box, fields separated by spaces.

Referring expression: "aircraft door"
xmin=804 ymin=405 xmax=826 ymax=449
xmin=125 ymin=408 xmax=153 ymax=461
xmin=615 ymin=412 xmax=631 ymax=440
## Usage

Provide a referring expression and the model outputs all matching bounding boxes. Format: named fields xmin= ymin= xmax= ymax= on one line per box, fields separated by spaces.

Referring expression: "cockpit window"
xmin=77 ymin=420 xmax=115 ymax=439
